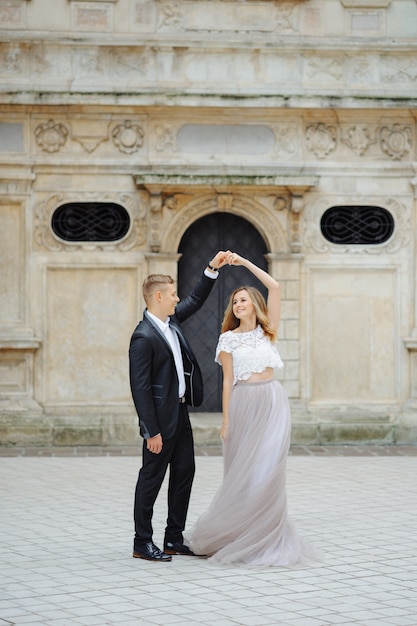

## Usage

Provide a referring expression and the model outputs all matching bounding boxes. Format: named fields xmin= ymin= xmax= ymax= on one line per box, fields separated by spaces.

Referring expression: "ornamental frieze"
xmin=2 ymin=42 xmax=417 ymax=98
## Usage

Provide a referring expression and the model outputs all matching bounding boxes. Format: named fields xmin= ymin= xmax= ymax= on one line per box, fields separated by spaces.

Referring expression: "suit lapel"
xmin=169 ymin=320 xmax=193 ymax=361
xmin=144 ymin=311 xmax=173 ymax=354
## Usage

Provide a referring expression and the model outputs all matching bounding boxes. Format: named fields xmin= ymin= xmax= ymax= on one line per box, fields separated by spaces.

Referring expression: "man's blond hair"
xmin=142 ymin=274 xmax=174 ymax=305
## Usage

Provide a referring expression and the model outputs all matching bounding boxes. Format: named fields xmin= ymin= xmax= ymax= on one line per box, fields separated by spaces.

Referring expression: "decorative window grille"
xmin=52 ymin=203 xmax=130 ymax=242
xmin=320 ymin=206 xmax=394 ymax=245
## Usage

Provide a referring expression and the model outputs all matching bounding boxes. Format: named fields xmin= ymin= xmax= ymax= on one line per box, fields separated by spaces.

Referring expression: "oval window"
xmin=52 ymin=203 xmax=130 ymax=242
xmin=320 ymin=206 xmax=394 ymax=245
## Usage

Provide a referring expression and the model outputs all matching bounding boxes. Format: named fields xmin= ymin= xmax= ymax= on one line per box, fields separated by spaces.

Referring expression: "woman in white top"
xmin=185 ymin=253 xmax=318 ymax=566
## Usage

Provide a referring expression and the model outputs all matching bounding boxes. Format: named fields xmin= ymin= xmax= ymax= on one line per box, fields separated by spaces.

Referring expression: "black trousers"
xmin=133 ymin=403 xmax=195 ymax=548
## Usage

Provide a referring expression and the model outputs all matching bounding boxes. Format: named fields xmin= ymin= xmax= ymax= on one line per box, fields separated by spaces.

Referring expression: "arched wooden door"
xmin=178 ymin=212 xmax=268 ymax=412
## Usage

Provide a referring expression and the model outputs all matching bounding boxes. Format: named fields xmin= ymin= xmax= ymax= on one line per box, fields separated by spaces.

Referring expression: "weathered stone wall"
xmin=0 ymin=0 xmax=416 ymax=446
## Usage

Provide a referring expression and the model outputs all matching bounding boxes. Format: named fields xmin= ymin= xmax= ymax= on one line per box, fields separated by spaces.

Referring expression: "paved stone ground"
xmin=1 ymin=448 xmax=416 ymax=625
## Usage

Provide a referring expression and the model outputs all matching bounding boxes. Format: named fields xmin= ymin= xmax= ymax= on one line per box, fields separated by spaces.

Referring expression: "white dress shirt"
xmin=147 ymin=311 xmax=186 ymax=398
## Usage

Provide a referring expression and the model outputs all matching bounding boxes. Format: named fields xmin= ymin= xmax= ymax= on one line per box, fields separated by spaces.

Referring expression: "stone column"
xmin=400 ymin=174 xmax=417 ymax=440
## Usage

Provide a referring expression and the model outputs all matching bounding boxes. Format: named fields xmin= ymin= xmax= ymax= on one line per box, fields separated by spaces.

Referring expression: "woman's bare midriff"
xmin=246 ymin=367 xmax=274 ymax=382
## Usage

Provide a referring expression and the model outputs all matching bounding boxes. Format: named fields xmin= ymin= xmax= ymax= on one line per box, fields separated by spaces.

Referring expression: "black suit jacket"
xmin=129 ymin=272 xmax=216 ymax=440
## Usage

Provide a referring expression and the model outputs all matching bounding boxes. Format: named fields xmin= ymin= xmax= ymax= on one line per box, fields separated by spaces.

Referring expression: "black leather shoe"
xmin=133 ymin=542 xmax=172 ymax=562
xmin=164 ymin=541 xmax=195 ymax=556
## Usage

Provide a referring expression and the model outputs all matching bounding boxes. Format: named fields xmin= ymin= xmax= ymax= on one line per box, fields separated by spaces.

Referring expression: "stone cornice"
xmin=135 ymin=173 xmax=318 ymax=194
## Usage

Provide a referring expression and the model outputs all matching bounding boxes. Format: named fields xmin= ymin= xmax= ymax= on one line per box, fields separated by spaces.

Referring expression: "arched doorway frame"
xmin=160 ymin=191 xmax=287 ymax=255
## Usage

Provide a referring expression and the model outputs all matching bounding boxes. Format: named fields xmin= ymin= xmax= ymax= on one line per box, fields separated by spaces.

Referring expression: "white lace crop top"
xmin=215 ymin=325 xmax=284 ymax=384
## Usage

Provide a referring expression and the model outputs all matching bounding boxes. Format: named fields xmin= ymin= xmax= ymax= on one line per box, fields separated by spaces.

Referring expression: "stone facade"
xmin=1 ymin=0 xmax=417 ymax=446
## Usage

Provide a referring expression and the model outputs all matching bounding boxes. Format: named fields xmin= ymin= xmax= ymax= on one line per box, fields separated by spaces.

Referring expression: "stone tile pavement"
xmin=1 ymin=448 xmax=416 ymax=625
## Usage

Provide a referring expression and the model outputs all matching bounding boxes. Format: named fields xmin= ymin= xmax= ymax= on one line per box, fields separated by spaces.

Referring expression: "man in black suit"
xmin=129 ymin=251 xmax=230 ymax=561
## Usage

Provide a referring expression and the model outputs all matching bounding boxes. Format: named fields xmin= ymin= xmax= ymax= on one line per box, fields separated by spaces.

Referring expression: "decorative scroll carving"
xmin=303 ymin=196 xmax=411 ymax=254
xmin=34 ymin=193 xmax=146 ymax=251
xmin=35 ymin=120 xmax=69 ymax=153
xmin=306 ymin=123 xmax=337 ymax=159
xmin=342 ymin=125 xmax=376 ymax=156
xmin=379 ymin=124 xmax=412 ymax=161
xmin=112 ymin=121 xmax=145 ymax=154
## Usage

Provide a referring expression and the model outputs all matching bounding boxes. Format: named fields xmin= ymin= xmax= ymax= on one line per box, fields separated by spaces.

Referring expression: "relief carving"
xmin=289 ymin=194 xmax=304 ymax=253
xmin=154 ymin=124 xmax=177 ymax=152
xmin=305 ymin=57 xmax=343 ymax=82
xmin=70 ymin=122 xmax=109 ymax=153
xmin=0 ymin=45 xmax=23 ymax=74
xmin=112 ymin=47 xmax=154 ymax=78
xmin=150 ymin=193 xmax=163 ymax=252
xmin=158 ymin=1 xmax=183 ymax=30
xmin=75 ymin=48 xmax=105 ymax=77
xmin=384 ymin=56 xmax=417 ymax=83
xmin=274 ymin=196 xmax=289 ymax=212
xmin=271 ymin=125 xmax=298 ymax=158
xmin=35 ymin=120 xmax=69 ymax=153
xmin=0 ymin=4 xmax=23 ymax=26
xmin=162 ymin=194 xmax=178 ymax=210
xmin=379 ymin=124 xmax=412 ymax=161
xmin=305 ymin=123 xmax=337 ymax=159
xmin=348 ymin=55 xmax=379 ymax=84
xmin=274 ymin=3 xmax=300 ymax=34
xmin=342 ymin=125 xmax=376 ymax=156
xmin=112 ymin=121 xmax=145 ymax=154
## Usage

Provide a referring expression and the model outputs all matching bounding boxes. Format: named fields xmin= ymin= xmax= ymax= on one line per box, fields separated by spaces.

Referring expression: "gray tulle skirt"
xmin=185 ymin=379 xmax=318 ymax=567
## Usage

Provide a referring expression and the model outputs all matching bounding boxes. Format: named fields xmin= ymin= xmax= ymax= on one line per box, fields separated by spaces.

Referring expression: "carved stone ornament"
xmin=274 ymin=196 xmax=288 ymax=211
xmin=342 ymin=125 xmax=376 ymax=156
xmin=154 ymin=124 xmax=177 ymax=153
xmin=306 ymin=123 xmax=337 ymax=159
xmin=303 ymin=196 xmax=410 ymax=255
xmin=34 ymin=192 xmax=146 ymax=252
xmin=112 ymin=120 xmax=145 ymax=154
xmin=70 ymin=122 xmax=109 ymax=153
xmin=35 ymin=119 xmax=69 ymax=153
xmin=159 ymin=2 xmax=183 ymax=30
xmin=162 ymin=195 xmax=178 ymax=210
xmin=379 ymin=124 xmax=412 ymax=161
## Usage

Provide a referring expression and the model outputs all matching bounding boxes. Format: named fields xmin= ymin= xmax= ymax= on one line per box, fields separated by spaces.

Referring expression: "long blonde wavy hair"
xmin=221 ymin=285 xmax=277 ymax=343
